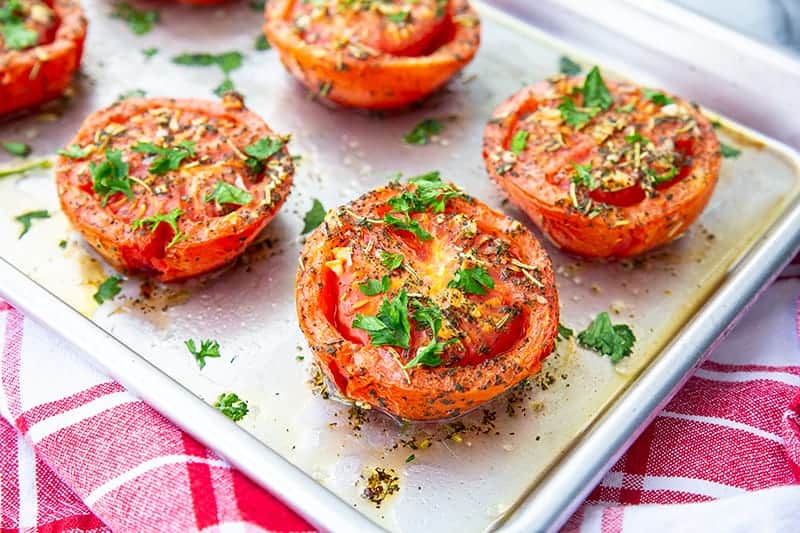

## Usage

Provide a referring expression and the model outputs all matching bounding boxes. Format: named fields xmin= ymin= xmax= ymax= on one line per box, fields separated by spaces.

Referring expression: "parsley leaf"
xmin=404 ymin=339 xmax=444 ymax=369
xmin=383 ymin=213 xmax=432 ymax=241
xmin=173 ymin=51 xmax=243 ymax=74
xmin=243 ymin=135 xmax=283 ymax=173
xmin=142 ymin=47 xmax=158 ymax=58
xmin=404 ymin=299 xmax=446 ymax=369
xmin=90 ymin=150 xmax=134 ymax=206
xmin=111 ymin=2 xmax=159 ymax=35
xmin=117 ymin=88 xmax=146 ymax=101
xmin=185 ymin=338 xmax=221 ymax=369
xmin=0 ymin=158 xmax=51 ymax=178
xmin=582 ymin=66 xmax=613 ymax=110
xmin=644 ymin=165 xmax=678 ymax=185
xmin=94 ymin=275 xmax=123 ymax=304
xmin=385 ymin=9 xmax=410 ymax=24
xmin=57 ymin=144 xmax=89 ymax=159
xmin=558 ymin=98 xmax=595 ymax=129
xmin=572 ymin=163 xmax=596 ymax=190
xmin=353 ymin=290 xmax=411 ymax=348
xmin=1 ymin=141 xmax=30 ymax=157
xmin=448 ymin=267 xmax=494 ymax=295
xmin=510 ymin=130 xmax=529 ymax=155
xmin=557 ymin=323 xmax=573 ymax=341
xmin=380 ymin=250 xmax=403 ymax=271
xmin=559 ymin=55 xmax=581 ymax=76
xmin=577 ymin=312 xmax=635 ymax=363
xmin=407 ymin=171 xmax=460 ymax=213
xmin=642 ymin=88 xmax=673 ymax=106
xmin=131 ymin=208 xmax=184 ymax=248
xmin=132 ymin=140 xmax=196 ymax=175
xmin=255 ymin=33 xmax=271 ymax=51
xmin=214 ymin=392 xmax=249 ymax=422
xmin=15 ymin=209 xmax=49 ymax=238
xmin=720 ymin=143 xmax=741 ymax=158
xmin=410 ymin=299 xmax=442 ymax=336
xmin=625 ymin=132 xmax=647 ymax=145
xmin=205 ymin=181 xmax=252 ymax=206
xmin=616 ymin=102 xmax=635 ymax=113
xmin=214 ymin=77 xmax=235 ymax=97
xmin=1 ymin=15 xmax=37 ymax=50
xmin=404 ymin=118 xmax=443 ymax=145
xmin=301 ymin=198 xmax=326 ymax=234
xmin=358 ymin=275 xmax=390 ymax=296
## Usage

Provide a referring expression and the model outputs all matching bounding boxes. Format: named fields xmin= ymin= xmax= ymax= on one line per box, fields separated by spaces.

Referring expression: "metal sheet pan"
xmin=2 ymin=1 xmax=800 ymax=532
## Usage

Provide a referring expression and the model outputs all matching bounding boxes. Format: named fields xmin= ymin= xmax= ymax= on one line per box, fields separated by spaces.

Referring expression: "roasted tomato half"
xmin=0 ymin=0 xmax=86 ymax=116
xmin=483 ymin=67 xmax=721 ymax=259
xmin=55 ymin=94 xmax=294 ymax=282
xmin=296 ymin=174 xmax=559 ymax=421
xmin=264 ymin=0 xmax=481 ymax=110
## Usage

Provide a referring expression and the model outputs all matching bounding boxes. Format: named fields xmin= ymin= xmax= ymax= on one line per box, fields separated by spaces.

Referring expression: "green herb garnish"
xmin=558 ymin=98 xmax=595 ymax=129
xmin=359 ymin=275 xmax=391 ymax=296
xmin=15 ymin=209 xmax=49 ymax=238
xmin=94 ymin=275 xmax=123 ymax=304
xmin=0 ymin=0 xmax=38 ymax=50
xmin=720 ymin=143 xmax=741 ymax=158
xmin=642 ymin=88 xmax=673 ymax=106
xmin=404 ymin=300 xmax=447 ymax=369
xmin=131 ymin=208 xmax=184 ymax=248
xmin=572 ymin=163 xmax=596 ymax=190
xmin=117 ymin=89 xmax=146 ymax=101
xmin=142 ymin=47 xmax=158 ymax=58
xmin=557 ymin=323 xmax=573 ymax=341
xmin=582 ymin=66 xmax=613 ymax=111
xmin=0 ymin=158 xmax=51 ymax=178
xmin=624 ymin=132 xmax=647 ymax=145
xmin=214 ymin=77 xmax=235 ymax=97
xmin=173 ymin=51 xmax=243 ymax=73
xmin=243 ymin=135 xmax=283 ymax=173
xmin=353 ymin=289 xmax=411 ymax=349
xmin=1 ymin=142 xmax=31 ymax=157
xmin=214 ymin=392 xmax=249 ymax=422
xmin=132 ymin=140 xmax=196 ymax=175
xmin=255 ymin=34 xmax=271 ymax=51
xmin=57 ymin=144 xmax=89 ymax=159
xmin=380 ymin=250 xmax=403 ymax=271
xmin=111 ymin=2 xmax=159 ymax=35
xmin=511 ymin=130 xmax=529 ymax=155
xmin=404 ymin=118 xmax=443 ymax=145
xmin=577 ymin=311 xmax=635 ymax=363
xmin=185 ymin=338 xmax=221 ymax=369
xmin=644 ymin=165 xmax=678 ymax=185
xmin=448 ymin=266 xmax=494 ymax=295
xmin=383 ymin=213 xmax=432 ymax=241
xmin=90 ymin=150 xmax=134 ymax=206
xmin=301 ymin=198 xmax=326 ymax=234
xmin=559 ymin=55 xmax=581 ymax=76
xmin=205 ymin=181 xmax=252 ymax=206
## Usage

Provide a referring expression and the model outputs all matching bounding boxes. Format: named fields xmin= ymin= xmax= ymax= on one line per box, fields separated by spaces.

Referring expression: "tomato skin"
xmin=263 ymin=0 xmax=481 ymax=110
xmin=55 ymin=96 xmax=294 ymax=282
xmin=0 ymin=0 xmax=86 ymax=116
xmin=483 ymin=79 xmax=721 ymax=259
xmin=296 ymin=183 xmax=559 ymax=421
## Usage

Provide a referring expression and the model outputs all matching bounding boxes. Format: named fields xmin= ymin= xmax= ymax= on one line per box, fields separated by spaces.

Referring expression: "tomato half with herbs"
xmin=0 ymin=0 xmax=86 ymax=116
xmin=264 ymin=0 xmax=480 ymax=110
xmin=296 ymin=175 xmax=559 ymax=421
xmin=55 ymin=94 xmax=294 ymax=282
xmin=483 ymin=69 xmax=721 ymax=258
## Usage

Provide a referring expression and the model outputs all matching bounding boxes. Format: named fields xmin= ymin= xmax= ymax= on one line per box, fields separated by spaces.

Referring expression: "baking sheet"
xmin=2 ymin=1 xmax=800 ymax=531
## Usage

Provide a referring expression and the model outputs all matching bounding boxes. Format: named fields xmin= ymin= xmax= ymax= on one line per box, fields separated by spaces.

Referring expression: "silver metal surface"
xmin=1 ymin=1 xmax=800 ymax=532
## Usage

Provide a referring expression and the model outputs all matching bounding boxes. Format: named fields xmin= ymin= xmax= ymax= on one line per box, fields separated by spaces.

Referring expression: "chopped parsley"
xmin=380 ymin=250 xmax=403 ymax=271
xmin=352 ymin=290 xmax=411 ymax=349
xmin=131 ymin=208 xmax=184 ymax=248
xmin=572 ymin=163 xmax=596 ymax=190
xmin=642 ymin=88 xmax=673 ymax=106
xmin=185 ymin=338 xmax=221 ymax=369
xmin=90 ymin=150 xmax=134 ymax=206
xmin=0 ymin=158 xmax=51 ymax=178
xmin=383 ymin=213 xmax=432 ymax=241
xmin=385 ymin=9 xmax=410 ymax=24
xmin=558 ymin=98 xmax=595 ymax=129
xmin=214 ymin=77 xmax=235 ymax=97
xmin=720 ymin=143 xmax=741 ymax=158
xmin=111 ymin=2 xmax=159 ymax=35
xmin=255 ymin=33 xmax=271 ymax=51
xmin=404 ymin=118 xmax=443 ymax=145
xmin=142 ymin=47 xmax=158 ymax=58
xmin=616 ymin=102 xmax=635 ymax=113
xmin=214 ymin=392 xmax=249 ymax=422
xmin=510 ymin=130 xmax=529 ymax=155
xmin=15 ymin=209 xmax=49 ymax=238
xmin=93 ymin=275 xmax=123 ymax=304
xmin=243 ymin=135 xmax=283 ymax=173
xmin=117 ymin=89 xmax=146 ymax=101
xmin=132 ymin=141 xmax=196 ymax=175
xmin=0 ymin=0 xmax=38 ymax=50
xmin=1 ymin=141 xmax=31 ymax=157
xmin=404 ymin=300 xmax=446 ymax=369
xmin=173 ymin=51 xmax=243 ymax=73
xmin=448 ymin=266 xmax=494 ymax=295
xmin=301 ymin=198 xmax=326 ymax=234
xmin=559 ymin=55 xmax=582 ymax=76
xmin=577 ymin=312 xmax=635 ymax=363
xmin=58 ymin=239 xmax=68 ymax=249
xmin=405 ymin=454 xmax=416 ymax=463
xmin=557 ymin=323 xmax=573 ymax=341
xmin=57 ymin=144 xmax=89 ymax=159
xmin=582 ymin=66 xmax=613 ymax=111
xmin=624 ymin=132 xmax=647 ymax=145
xmin=387 ymin=171 xmax=460 ymax=215
xmin=644 ymin=165 xmax=678 ymax=185
xmin=359 ymin=275 xmax=390 ymax=296
xmin=205 ymin=181 xmax=253 ymax=206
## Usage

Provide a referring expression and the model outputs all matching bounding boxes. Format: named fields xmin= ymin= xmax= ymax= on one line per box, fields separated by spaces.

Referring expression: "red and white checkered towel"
xmin=1 ymin=279 xmax=800 ymax=532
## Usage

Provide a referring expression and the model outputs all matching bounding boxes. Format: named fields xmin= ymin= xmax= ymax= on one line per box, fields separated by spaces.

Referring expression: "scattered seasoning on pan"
xmin=577 ymin=312 xmax=635 ymax=363
xmin=204 ymin=181 xmax=253 ymax=206
xmin=111 ymin=2 xmax=159 ymax=36
xmin=559 ymin=55 xmax=582 ymax=76
xmin=1 ymin=141 xmax=31 ymax=157
xmin=0 ymin=0 xmax=38 ymax=50
xmin=214 ymin=392 xmax=249 ymax=422
xmin=15 ymin=209 xmax=50 ymax=238
xmin=361 ymin=467 xmax=399 ymax=508
xmin=117 ymin=89 xmax=146 ymax=101
xmin=405 ymin=454 xmax=415 ymax=463
xmin=0 ymin=158 xmax=51 ymax=178
xmin=58 ymin=239 xmax=68 ymax=249
xmin=404 ymin=118 xmax=443 ymax=145
xmin=254 ymin=34 xmax=271 ymax=51
xmin=131 ymin=208 xmax=185 ymax=248
xmin=301 ymin=198 xmax=326 ymax=234
xmin=57 ymin=145 xmax=89 ymax=159
xmin=93 ymin=275 xmax=123 ymax=304
xmin=720 ymin=143 xmax=741 ymax=158
xmin=185 ymin=338 xmax=221 ymax=369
